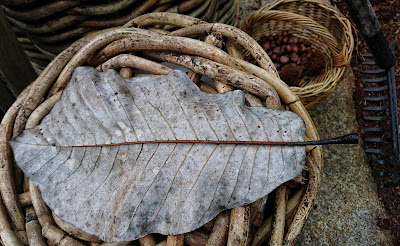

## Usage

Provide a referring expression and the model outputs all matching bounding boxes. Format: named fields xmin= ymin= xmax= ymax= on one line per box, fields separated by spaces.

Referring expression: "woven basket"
xmin=0 ymin=13 xmax=322 ymax=246
xmin=241 ymin=0 xmax=353 ymax=107
xmin=2 ymin=0 xmax=239 ymax=74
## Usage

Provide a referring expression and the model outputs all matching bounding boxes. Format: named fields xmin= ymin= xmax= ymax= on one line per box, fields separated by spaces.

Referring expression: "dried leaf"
xmin=11 ymin=67 xmax=306 ymax=242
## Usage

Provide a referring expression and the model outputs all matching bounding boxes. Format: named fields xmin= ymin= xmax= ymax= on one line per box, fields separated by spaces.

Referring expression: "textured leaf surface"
xmin=11 ymin=67 xmax=306 ymax=242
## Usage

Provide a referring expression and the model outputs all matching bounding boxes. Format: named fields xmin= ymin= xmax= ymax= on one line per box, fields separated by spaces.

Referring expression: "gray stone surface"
xmin=238 ymin=0 xmax=274 ymax=25
xmin=296 ymin=68 xmax=393 ymax=246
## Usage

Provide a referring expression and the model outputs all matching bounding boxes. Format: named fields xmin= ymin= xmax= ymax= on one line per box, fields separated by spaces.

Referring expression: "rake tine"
xmin=363 ymin=115 xmax=391 ymax=121
xmin=363 ymin=85 xmax=388 ymax=92
xmin=363 ymin=105 xmax=390 ymax=111
xmin=363 ymin=77 xmax=387 ymax=83
xmin=364 ymin=95 xmax=389 ymax=101
xmin=363 ymin=69 xmax=386 ymax=74
xmin=365 ymin=137 xmax=392 ymax=143
xmin=364 ymin=126 xmax=391 ymax=132
xmin=362 ymin=61 xmax=376 ymax=65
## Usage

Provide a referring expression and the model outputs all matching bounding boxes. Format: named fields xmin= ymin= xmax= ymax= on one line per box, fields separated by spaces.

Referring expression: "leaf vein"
xmin=137 ymin=84 xmax=177 ymax=140
xmin=166 ymin=78 xmax=199 ymax=140
xmin=199 ymin=145 xmax=237 ymax=222
xmin=75 ymin=80 xmax=113 ymax=144
xmin=105 ymin=77 xmax=139 ymax=141
xmin=89 ymin=75 xmax=127 ymax=143
xmin=232 ymin=102 xmax=252 ymax=140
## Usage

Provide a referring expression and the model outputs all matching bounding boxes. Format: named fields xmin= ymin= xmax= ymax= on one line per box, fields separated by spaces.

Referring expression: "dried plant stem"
xmin=0 ymin=101 xmax=27 ymax=245
xmin=185 ymin=230 xmax=208 ymax=246
xmin=156 ymin=240 xmax=167 ymax=246
xmin=25 ymin=207 xmax=46 ymax=246
xmin=100 ymin=242 xmax=132 ymax=246
xmin=19 ymin=191 xmax=32 ymax=207
xmin=145 ymin=52 xmax=280 ymax=102
xmin=139 ymin=234 xmax=157 ymax=246
xmin=68 ymin=0 xmax=136 ymax=15
xmin=204 ymin=33 xmax=233 ymax=94
xmin=170 ymin=23 xmax=278 ymax=77
xmin=50 ymin=28 xmax=160 ymax=95
xmin=94 ymin=35 xmax=243 ymax=71
xmin=120 ymin=68 xmax=133 ymax=79
xmin=249 ymin=196 xmax=268 ymax=225
xmin=244 ymin=93 xmax=263 ymax=107
xmin=188 ymin=72 xmax=201 ymax=85
xmin=0 ymin=84 xmax=32 ymax=246
xmin=167 ymin=234 xmax=184 ymax=246
xmin=23 ymin=175 xmax=30 ymax=193
xmin=8 ymin=15 xmax=87 ymax=34
xmin=216 ymin=0 xmax=235 ymax=24
xmin=53 ymin=213 xmax=102 ymax=243
xmin=123 ymin=12 xmax=206 ymax=29
xmin=283 ymin=156 xmax=320 ymax=246
xmin=179 ymin=0 xmax=205 ymax=13
xmin=24 ymin=50 xmax=49 ymax=60
xmin=226 ymin=39 xmax=264 ymax=107
xmin=151 ymin=3 xmax=172 ymax=13
xmin=225 ymin=39 xmax=242 ymax=60
xmin=97 ymin=54 xmax=173 ymax=75
xmin=100 ymin=242 xmax=131 ymax=246
xmin=33 ymin=45 xmax=57 ymax=60
xmin=80 ymin=0 xmax=159 ymax=28
xmin=42 ymin=224 xmax=85 ymax=246
xmin=202 ymin=219 xmax=215 ymax=233
xmin=187 ymin=33 xmax=221 ymax=87
xmin=252 ymin=187 xmax=305 ymax=246
xmin=31 ymin=27 xmax=93 ymax=44
xmin=269 ymin=186 xmax=287 ymax=246
xmin=0 ymin=196 xmax=23 ymax=246
xmin=227 ymin=207 xmax=250 ymax=246
xmin=1 ymin=0 xmax=39 ymax=6
xmin=134 ymin=73 xmax=158 ymax=77
xmin=29 ymin=181 xmax=55 ymax=227
xmin=26 ymin=91 xmax=62 ymax=129
xmin=199 ymin=83 xmax=218 ymax=94
xmin=214 ymin=80 xmax=234 ymax=93
xmin=206 ymin=210 xmax=230 ymax=246
xmin=187 ymin=0 xmax=212 ymax=20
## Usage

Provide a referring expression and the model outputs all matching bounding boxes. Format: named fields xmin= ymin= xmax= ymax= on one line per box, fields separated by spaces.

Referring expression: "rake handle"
xmin=344 ymin=0 xmax=395 ymax=69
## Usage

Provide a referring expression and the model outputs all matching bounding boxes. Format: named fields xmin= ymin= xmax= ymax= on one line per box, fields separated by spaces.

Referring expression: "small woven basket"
xmin=241 ymin=0 xmax=353 ymax=107
xmin=2 ymin=0 xmax=239 ymax=74
xmin=0 ymin=13 xmax=322 ymax=246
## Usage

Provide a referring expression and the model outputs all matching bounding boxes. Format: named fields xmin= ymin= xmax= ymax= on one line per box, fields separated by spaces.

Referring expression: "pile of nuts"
xmin=246 ymin=31 xmax=327 ymax=86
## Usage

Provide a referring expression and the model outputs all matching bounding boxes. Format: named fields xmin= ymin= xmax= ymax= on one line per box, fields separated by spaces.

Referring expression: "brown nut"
xmin=280 ymin=56 xmax=289 ymax=64
xmin=262 ymin=41 xmax=271 ymax=50
xmin=290 ymin=53 xmax=300 ymax=63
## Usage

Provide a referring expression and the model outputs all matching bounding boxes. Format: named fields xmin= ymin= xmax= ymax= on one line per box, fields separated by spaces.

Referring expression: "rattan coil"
xmin=241 ymin=0 xmax=353 ymax=107
xmin=0 ymin=13 xmax=322 ymax=246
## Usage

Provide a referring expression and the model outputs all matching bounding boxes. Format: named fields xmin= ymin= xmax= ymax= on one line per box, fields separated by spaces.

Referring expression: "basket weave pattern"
xmin=241 ymin=0 xmax=353 ymax=107
xmin=0 ymin=13 xmax=322 ymax=246
xmin=1 ymin=0 xmax=239 ymax=74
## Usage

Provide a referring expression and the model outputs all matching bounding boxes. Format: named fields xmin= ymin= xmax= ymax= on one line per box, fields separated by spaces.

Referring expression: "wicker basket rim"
xmin=0 ymin=12 xmax=323 ymax=246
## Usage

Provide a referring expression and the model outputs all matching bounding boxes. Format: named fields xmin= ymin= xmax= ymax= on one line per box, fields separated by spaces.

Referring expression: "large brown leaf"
xmin=11 ymin=67 xmax=305 ymax=242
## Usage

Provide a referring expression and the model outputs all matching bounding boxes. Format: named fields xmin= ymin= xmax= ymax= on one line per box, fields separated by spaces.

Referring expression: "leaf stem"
xmin=68 ymin=133 xmax=358 ymax=148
